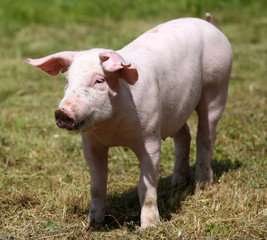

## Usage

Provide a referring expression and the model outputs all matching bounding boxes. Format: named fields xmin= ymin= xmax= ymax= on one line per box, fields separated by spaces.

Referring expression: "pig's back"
xmin=119 ymin=18 xmax=232 ymax=139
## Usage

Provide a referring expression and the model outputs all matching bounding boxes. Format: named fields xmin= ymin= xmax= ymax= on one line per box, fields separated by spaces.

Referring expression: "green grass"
xmin=0 ymin=0 xmax=266 ymax=239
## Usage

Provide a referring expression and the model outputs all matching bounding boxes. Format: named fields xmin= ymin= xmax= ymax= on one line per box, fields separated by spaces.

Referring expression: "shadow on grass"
xmin=99 ymin=157 xmax=242 ymax=231
xmin=73 ymin=157 xmax=242 ymax=231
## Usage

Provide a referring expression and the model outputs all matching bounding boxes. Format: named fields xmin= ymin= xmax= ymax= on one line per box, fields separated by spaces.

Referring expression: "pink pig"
xmin=27 ymin=16 xmax=232 ymax=229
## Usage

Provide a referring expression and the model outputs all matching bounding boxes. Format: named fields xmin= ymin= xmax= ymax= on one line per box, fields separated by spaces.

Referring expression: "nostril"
xmin=55 ymin=115 xmax=63 ymax=126
xmin=55 ymin=109 xmax=76 ymax=129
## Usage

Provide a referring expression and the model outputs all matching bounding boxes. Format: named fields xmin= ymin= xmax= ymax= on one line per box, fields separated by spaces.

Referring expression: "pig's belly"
xmin=160 ymin=109 xmax=192 ymax=139
xmin=160 ymin=88 xmax=201 ymax=139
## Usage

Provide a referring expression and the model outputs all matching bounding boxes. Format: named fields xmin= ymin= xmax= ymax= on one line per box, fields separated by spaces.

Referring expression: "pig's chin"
xmin=71 ymin=117 xmax=95 ymax=133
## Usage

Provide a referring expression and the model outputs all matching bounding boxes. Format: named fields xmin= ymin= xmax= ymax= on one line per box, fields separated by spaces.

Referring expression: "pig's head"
xmin=26 ymin=49 xmax=138 ymax=132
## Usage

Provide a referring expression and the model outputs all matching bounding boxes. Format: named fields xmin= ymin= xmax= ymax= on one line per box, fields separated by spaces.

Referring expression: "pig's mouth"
xmin=55 ymin=109 xmax=94 ymax=132
xmin=75 ymin=118 xmax=94 ymax=132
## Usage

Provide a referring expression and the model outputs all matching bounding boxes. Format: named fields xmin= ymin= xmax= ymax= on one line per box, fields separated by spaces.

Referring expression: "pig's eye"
xmin=93 ymin=74 xmax=105 ymax=89
xmin=95 ymin=79 xmax=105 ymax=84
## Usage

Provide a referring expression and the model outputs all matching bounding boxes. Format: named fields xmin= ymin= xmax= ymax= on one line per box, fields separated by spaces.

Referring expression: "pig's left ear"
xmin=99 ymin=51 xmax=138 ymax=85
xmin=26 ymin=51 xmax=80 ymax=76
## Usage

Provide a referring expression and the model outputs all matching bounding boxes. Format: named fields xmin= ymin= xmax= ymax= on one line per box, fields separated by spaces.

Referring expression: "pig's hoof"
xmin=140 ymin=213 xmax=160 ymax=229
xmin=141 ymin=220 xmax=159 ymax=229
xmin=171 ymin=170 xmax=191 ymax=188
xmin=171 ymin=175 xmax=190 ymax=188
xmin=85 ymin=219 xmax=105 ymax=231
xmin=195 ymin=169 xmax=213 ymax=189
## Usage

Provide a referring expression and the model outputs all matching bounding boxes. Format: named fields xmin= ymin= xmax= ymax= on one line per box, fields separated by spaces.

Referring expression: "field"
xmin=0 ymin=0 xmax=266 ymax=239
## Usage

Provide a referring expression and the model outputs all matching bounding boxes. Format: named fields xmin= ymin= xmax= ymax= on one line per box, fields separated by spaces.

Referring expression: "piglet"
xmin=27 ymin=16 xmax=232 ymax=229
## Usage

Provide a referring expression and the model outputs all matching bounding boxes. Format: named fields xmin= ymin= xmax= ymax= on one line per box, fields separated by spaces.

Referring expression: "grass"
xmin=0 ymin=0 xmax=266 ymax=239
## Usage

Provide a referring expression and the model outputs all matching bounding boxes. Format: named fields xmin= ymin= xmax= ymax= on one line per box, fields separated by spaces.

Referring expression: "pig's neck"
xmin=84 ymin=83 xmax=143 ymax=147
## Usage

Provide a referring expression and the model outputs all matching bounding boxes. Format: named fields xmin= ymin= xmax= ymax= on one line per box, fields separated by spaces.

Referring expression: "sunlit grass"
xmin=0 ymin=0 xmax=266 ymax=239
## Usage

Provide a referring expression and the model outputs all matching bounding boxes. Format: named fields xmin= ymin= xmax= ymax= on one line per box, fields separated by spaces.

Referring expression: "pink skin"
xmin=26 ymin=17 xmax=232 ymax=229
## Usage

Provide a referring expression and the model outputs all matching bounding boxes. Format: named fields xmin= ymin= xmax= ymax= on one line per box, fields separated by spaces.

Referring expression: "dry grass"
xmin=0 ymin=0 xmax=266 ymax=239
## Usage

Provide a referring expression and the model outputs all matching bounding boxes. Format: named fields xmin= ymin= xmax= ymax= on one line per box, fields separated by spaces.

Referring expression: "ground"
xmin=0 ymin=0 xmax=266 ymax=239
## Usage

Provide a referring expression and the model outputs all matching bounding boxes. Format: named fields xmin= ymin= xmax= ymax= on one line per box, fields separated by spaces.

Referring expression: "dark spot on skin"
xmin=144 ymin=199 xmax=155 ymax=208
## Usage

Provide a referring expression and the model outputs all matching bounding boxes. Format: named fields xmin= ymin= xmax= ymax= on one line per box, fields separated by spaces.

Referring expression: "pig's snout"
xmin=55 ymin=108 xmax=76 ymax=130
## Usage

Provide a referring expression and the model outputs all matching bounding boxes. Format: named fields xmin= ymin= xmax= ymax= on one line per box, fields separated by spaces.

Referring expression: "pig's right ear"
xmin=99 ymin=51 xmax=138 ymax=85
xmin=26 ymin=51 xmax=79 ymax=76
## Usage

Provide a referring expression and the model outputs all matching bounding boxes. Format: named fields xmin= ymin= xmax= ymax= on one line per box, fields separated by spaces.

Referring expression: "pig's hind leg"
xmin=171 ymin=123 xmax=191 ymax=187
xmin=195 ymin=83 xmax=229 ymax=186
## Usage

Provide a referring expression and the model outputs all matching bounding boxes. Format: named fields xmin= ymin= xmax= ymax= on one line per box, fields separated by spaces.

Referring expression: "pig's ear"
xmin=99 ymin=51 xmax=138 ymax=85
xmin=26 ymin=51 xmax=79 ymax=76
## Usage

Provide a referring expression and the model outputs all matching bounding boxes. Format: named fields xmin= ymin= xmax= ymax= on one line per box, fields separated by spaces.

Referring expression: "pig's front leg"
xmin=82 ymin=134 xmax=108 ymax=229
xmin=134 ymin=137 xmax=161 ymax=228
